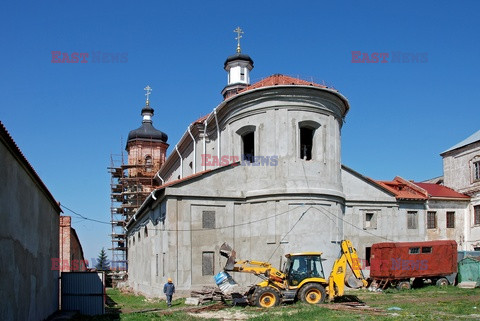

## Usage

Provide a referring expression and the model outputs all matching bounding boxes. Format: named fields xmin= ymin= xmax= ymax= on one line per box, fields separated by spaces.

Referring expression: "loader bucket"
xmin=346 ymin=275 xmax=364 ymax=289
xmin=219 ymin=242 xmax=237 ymax=271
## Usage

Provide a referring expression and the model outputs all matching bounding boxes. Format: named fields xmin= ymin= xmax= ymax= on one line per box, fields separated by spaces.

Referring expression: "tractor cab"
xmin=284 ymin=253 xmax=325 ymax=287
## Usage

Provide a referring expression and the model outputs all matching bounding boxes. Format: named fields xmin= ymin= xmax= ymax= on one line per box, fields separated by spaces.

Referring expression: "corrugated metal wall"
xmin=61 ymin=272 xmax=105 ymax=315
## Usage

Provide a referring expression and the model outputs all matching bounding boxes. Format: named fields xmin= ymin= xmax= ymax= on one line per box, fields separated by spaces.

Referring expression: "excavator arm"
xmin=328 ymin=240 xmax=368 ymax=300
xmin=219 ymin=242 xmax=287 ymax=286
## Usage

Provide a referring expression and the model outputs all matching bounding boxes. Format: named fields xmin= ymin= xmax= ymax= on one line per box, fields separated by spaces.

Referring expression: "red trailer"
xmin=369 ymin=240 xmax=457 ymax=289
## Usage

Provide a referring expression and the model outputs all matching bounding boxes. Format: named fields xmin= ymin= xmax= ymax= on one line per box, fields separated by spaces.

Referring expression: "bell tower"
xmin=221 ymin=27 xmax=254 ymax=99
xmin=126 ymin=86 xmax=169 ymax=177
xmin=109 ymin=85 xmax=169 ymax=274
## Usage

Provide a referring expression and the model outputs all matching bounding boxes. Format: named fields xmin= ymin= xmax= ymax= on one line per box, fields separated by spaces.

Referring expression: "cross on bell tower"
xmin=144 ymin=85 xmax=152 ymax=104
xmin=234 ymin=26 xmax=243 ymax=53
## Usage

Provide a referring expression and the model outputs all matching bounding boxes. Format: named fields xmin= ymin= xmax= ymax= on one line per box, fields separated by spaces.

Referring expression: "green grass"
xmin=72 ymin=286 xmax=480 ymax=320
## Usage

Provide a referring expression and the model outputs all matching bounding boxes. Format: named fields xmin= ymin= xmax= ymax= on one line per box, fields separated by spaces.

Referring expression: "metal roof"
xmin=442 ymin=129 xmax=480 ymax=154
xmin=414 ymin=182 xmax=470 ymax=199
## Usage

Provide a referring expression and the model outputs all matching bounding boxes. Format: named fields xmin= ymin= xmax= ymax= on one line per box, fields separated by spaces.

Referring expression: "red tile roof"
xmin=376 ymin=177 xmax=428 ymax=200
xmin=192 ymin=114 xmax=210 ymax=124
xmin=375 ymin=176 xmax=470 ymax=200
xmin=240 ymin=74 xmax=329 ymax=93
xmin=414 ymin=182 xmax=470 ymax=199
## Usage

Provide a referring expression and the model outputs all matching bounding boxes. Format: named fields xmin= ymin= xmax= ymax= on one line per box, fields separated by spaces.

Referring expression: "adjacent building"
xmin=440 ymin=130 xmax=480 ymax=250
xmin=0 ymin=121 xmax=61 ymax=321
xmin=59 ymin=216 xmax=87 ymax=272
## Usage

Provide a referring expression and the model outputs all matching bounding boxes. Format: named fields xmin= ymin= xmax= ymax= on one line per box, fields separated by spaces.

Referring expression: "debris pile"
xmin=190 ymin=286 xmax=227 ymax=305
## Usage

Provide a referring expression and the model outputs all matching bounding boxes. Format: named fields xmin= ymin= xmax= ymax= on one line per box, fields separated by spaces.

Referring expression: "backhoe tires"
xmin=253 ymin=286 xmax=280 ymax=308
xmin=298 ymin=283 xmax=326 ymax=304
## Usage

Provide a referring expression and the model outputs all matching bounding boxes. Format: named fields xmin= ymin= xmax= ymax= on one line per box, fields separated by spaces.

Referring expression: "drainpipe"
xmin=203 ymin=119 xmax=208 ymax=171
xmin=150 ymin=190 xmax=157 ymax=201
xmin=214 ymin=108 xmax=220 ymax=167
xmin=154 ymin=172 xmax=164 ymax=185
xmin=188 ymin=125 xmax=196 ymax=174
xmin=175 ymin=145 xmax=183 ymax=179
xmin=464 ymin=204 xmax=469 ymax=251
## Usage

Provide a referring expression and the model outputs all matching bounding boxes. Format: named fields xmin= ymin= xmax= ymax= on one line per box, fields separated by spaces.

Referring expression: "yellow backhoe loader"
xmin=217 ymin=240 xmax=367 ymax=307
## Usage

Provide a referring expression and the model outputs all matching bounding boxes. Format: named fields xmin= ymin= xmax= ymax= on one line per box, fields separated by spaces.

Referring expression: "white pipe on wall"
xmin=175 ymin=145 xmax=183 ymax=179
xmin=214 ymin=108 xmax=220 ymax=167
xmin=188 ymin=126 xmax=196 ymax=174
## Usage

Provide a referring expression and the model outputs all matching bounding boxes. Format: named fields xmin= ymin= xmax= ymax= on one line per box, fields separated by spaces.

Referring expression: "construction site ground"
xmin=71 ymin=286 xmax=480 ymax=320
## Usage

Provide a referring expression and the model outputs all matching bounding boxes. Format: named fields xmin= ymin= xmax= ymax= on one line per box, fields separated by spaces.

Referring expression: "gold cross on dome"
xmin=234 ymin=27 xmax=243 ymax=53
xmin=144 ymin=85 xmax=152 ymax=102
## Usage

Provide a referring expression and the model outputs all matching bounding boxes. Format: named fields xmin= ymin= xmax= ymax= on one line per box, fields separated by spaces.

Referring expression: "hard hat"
xmin=168 ymin=278 xmax=172 ymax=283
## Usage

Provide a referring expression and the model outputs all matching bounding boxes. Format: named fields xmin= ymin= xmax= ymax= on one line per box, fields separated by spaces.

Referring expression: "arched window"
xmin=237 ymin=125 xmax=256 ymax=163
xmin=299 ymin=121 xmax=320 ymax=161
xmin=145 ymin=156 xmax=152 ymax=172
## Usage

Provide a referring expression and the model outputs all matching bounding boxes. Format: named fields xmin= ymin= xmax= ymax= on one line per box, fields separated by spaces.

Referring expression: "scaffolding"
xmin=108 ymin=147 xmax=162 ymax=275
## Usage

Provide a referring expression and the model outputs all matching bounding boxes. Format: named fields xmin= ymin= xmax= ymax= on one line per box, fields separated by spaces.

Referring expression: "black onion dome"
xmin=127 ymin=122 xmax=168 ymax=143
xmin=141 ymin=105 xmax=154 ymax=115
xmin=224 ymin=53 xmax=254 ymax=68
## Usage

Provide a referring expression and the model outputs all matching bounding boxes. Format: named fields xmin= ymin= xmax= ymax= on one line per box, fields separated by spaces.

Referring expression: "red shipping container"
xmin=370 ymin=240 xmax=457 ymax=280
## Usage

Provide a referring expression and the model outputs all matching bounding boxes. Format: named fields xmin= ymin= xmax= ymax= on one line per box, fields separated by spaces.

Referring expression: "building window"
xmin=475 ymin=205 xmax=480 ymax=225
xmin=474 ymin=161 xmax=480 ymax=181
xmin=145 ymin=155 xmax=152 ymax=172
xmin=202 ymin=211 xmax=216 ymax=229
xmin=144 ymin=226 xmax=148 ymax=237
xmin=242 ymin=132 xmax=255 ymax=162
xmin=202 ymin=251 xmax=214 ymax=276
xmin=364 ymin=212 xmax=377 ymax=229
xmin=300 ymin=127 xmax=314 ymax=160
xmin=422 ymin=247 xmax=432 ymax=253
xmin=133 ymin=236 xmax=135 ymax=244
xmin=407 ymin=211 xmax=418 ymax=229
xmin=138 ymin=231 xmax=141 ymax=241
xmin=156 ymin=254 xmax=159 ymax=277
xmin=446 ymin=212 xmax=455 ymax=228
xmin=474 ymin=247 xmax=480 ymax=251
xmin=298 ymin=121 xmax=320 ymax=161
xmin=427 ymin=211 xmax=437 ymax=229
xmin=240 ymin=67 xmax=245 ymax=81
xmin=237 ymin=125 xmax=256 ymax=163
xmin=409 ymin=247 xmax=420 ymax=254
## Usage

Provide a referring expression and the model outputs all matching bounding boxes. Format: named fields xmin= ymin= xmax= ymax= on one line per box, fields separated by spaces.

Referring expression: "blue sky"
xmin=1 ymin=0 xmax=479 ymax=263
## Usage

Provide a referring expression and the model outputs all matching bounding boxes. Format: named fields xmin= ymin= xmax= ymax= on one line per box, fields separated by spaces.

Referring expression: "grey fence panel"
xmin=61 ymin=272 xmax=105 ymax=315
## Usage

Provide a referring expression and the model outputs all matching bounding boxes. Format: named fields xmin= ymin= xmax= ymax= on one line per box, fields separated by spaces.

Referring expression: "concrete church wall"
xmin=160 ymin=86 xmax=347 ymax=193
xmin=127 ymin=161 xmax=346 ymax=293
xmin=0 ymin=130 xmax=60 ymax=321
xmin=126 ymin=79 xmax=356 ymax=296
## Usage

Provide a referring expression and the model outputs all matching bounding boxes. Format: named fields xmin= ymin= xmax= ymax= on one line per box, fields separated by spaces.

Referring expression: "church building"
xmin=123 ymin=29 xmax=474 ymax=296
